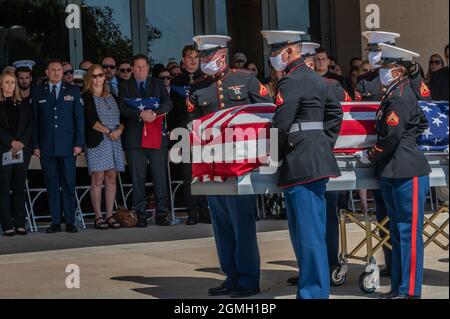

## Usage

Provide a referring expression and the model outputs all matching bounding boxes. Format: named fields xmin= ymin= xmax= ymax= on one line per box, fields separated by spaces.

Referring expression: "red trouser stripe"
xmin=409 ymin=176 xmax=419 ymax=296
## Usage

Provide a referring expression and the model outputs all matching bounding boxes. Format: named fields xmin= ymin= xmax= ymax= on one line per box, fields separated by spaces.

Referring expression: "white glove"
xmin=356 ymin=150 xmax=371 ymax=165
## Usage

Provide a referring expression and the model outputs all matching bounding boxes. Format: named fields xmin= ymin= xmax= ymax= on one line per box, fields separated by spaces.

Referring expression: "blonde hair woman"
xmin=83 ymin=65 xmax=125 ymax=230
xmin=0 ymin=72 xmax=33 ymax=236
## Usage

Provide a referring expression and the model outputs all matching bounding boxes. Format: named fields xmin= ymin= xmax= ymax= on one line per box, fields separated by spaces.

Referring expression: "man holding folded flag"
xmin=119 ymin=54 xmax=173 ymax=227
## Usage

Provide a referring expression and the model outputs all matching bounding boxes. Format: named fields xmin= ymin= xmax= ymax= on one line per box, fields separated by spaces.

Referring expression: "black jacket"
xmin=368 ymin=77 xmax=431 ymax=178
xmin=272 ymin=58 xmax=341 ymax=188
xmin=168 ymin=69 xmax=203 ymax=130
xmin=83 ymin=91 xmax=121 ymax=149
xmin=0 ymin=98 xmax=33 ymax=153
xmin=430 ymin=66 xmax=449 ymax=101
xmin=118 ymin=76 xmax=173 ymax=150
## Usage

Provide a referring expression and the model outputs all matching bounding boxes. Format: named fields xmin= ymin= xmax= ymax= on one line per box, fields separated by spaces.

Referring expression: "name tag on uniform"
xmin=38 ymin=99 xmax=47 ymax=104
xmin=64 ymin=95 xmax=74 ymax=102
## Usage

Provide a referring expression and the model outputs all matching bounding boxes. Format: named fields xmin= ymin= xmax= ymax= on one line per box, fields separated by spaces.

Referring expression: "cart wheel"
xmin=358 ymin=271 xmax=377 ymax=294
xmin=331 ymin=265 xmax=347 ymax=286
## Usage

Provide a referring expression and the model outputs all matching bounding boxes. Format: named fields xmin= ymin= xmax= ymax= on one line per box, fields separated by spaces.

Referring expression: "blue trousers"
xmin=284 ymin=179 xmax=330 ymax=299
xmin=379 ymin=176 xmax=429 ymax=297
xmin=207 ymin=195 xmax=260 ymax=289
xmin=40 ymin=156 xmax=76 ymax=225
xmin=325 ymin=191 xmax=339 ymax=269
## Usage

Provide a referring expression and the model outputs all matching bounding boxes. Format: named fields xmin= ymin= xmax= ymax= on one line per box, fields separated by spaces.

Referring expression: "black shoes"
xmin=380 ymin=265 xmax=392 ymax=277
xmin=15 ymin=227 xmax=28 ymax=236
xmin=378 ymin=291 xmax=421 ymax=299
xmin=46 ymin=224 xmax=63 ymax=233
xmin=230 ymin=287 xmax=260 ymax=298
xmin=3 ymin=229 xmax=16 ymax=237
xmin=208 ymin=284 xmax=234 ymax=296
xmin=65 ymin=224 xmax=78 ymax=233
xmin=287 ymin=276 xmax=298 ymax=286
xmin=136 ymin=219 xmax=148 ymax=228
xmin=155 ymin=216 xmax=170 ymax=226
xmin=208 ymin=283 xmax=260 ymax=298
xmin=186 ymin=217 xmax=198 ymax=225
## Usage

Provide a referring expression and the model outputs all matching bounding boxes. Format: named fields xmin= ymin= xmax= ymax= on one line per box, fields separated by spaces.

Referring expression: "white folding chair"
xmin=26 ymin=156 xmax=48 ymax=231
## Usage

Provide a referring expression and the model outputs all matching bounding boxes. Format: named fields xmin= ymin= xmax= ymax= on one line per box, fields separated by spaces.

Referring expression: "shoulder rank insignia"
xmin=259 ymin=83 xmax=269 ymax=96
xmin=275 ymin=91 xmax=284 ymax=107
xmin=386 ymin=111 xmax=400 ymax=127
xmin=186 ymin=98 xmax=195 ymax=113
xmin=420 ymin=81 xmax=431 ymax=97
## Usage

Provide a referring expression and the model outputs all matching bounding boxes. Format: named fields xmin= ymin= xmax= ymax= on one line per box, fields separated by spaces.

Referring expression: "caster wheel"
xmin=359 ymin=271 xmax=377 ymax=294
xmin=331 ymin=265 xmax=347 ymax=286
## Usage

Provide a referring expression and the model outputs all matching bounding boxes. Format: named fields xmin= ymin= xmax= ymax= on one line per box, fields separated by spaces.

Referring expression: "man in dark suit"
xmin=32 ymin=59 xmax=84 ymax=233
xmin=430 ymin=44 xmax=449 ymax=101
xmin=119 ymin=54 xmax=173 ymax=227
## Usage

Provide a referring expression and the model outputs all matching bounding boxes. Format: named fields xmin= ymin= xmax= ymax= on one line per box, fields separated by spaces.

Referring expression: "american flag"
xmin=417 ymin=101 xmax=449 ymax=152
xmin=124 ymin=97 xmax=165 ymax=149
xmin=190 ymin=101 xmax=449 ymax=181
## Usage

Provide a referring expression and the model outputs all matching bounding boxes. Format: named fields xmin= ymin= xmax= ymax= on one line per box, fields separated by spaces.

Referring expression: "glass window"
xmin=215 ymin=0 xmax=228 ymax=35
xmin=276 ymin=0 xmax=311 ymax=41
xmin=0 ymin=0 xmax=70 ymax=76
xmin=145 ymin=0 xmax=195 ymax=66
xmin=81 ymin=0 xmax=132 ymax=63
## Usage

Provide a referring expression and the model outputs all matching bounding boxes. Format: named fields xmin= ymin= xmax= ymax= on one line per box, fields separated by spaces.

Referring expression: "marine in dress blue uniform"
xmin=32 ymin=61 xmax=84 ymax=233
xmin=261 ymin=31 xmax=342 ymax=299
xmin=361 ymin=44 xmax=431 ymax=299
xmin=188 ymin=35 xmax=274 ymax=298
xmin=286 ymin=43 xmax=346 ymax=286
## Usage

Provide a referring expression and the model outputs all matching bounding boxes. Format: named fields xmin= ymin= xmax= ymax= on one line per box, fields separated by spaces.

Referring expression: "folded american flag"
xmin=417 ymin=101 xmax=449 ymax=152
xmin=171 ymin=85 xmax=189 ymax=98
xmin=124 ymin=97 xmax=164 ymax=149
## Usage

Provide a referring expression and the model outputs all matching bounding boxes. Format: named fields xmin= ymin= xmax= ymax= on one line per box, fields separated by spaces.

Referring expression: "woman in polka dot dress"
xmin=83 ymin=64 xmax=125 ymax=230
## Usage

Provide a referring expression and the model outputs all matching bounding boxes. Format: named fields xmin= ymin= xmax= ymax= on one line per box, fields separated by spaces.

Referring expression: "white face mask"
xmin=380 ymin=67 xmax=401 ymax=86
xmin=368 ymin=51 xmax=382 ymax=69
xmin=201 ymin=55 xmax=223 ymax=76
xmin=270 ymin=50 xmax=288 ymax=72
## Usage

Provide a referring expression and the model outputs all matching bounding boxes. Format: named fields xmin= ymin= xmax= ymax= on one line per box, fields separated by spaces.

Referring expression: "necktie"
xmin=51 ymin=85 xmax=57 ymax=102
xmin=188 ymin=73 xmax=194 ymax=84
xmin=139 ymin=82 xmax=146 ymax=98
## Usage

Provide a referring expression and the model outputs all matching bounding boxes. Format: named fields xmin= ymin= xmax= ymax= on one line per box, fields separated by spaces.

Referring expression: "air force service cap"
xmin=12 ymin=60 xmax=36 ymax=70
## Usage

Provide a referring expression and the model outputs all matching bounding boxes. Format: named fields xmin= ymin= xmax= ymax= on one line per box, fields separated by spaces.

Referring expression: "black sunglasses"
xmin=102 ymin=64 xmax=116 ymax=70
xmin=63 ymin=69 xmax=74 ymax=76
xmin=92 ymin=73 xmax=105 ymax=79
xmin=160 ymin=76 xmax=171 ymax=80
xmin=329 ymin=65 xmax=336 ymax=70
xmin=429 ymin=60 xmax=442 ymax=65
xmin=119 ymin=68 xmax=132 ymax=73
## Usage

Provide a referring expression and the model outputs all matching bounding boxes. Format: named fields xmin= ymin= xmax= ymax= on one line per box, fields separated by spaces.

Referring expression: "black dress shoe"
xmin=15 ymin=227 xmax=28 ymax=236
xmin=186 ymin=218 xmax=198 ymax=225
xmin=380 ymin=265 xmax=391 ymax=277
xmin=230 ymin=287 xmax=261 ymax=298
xmin=155 ymin=216 xmax=170 ymax=226
xmin=3 ymin=229 xmax=16 ymax=237
xmin=392 ymin=294 xmax=421 ymax=299
xmin=208 ymin=284 xmax=234 ymax=296
xmin=378 ymin=291 xmax=400 ymax=299
xmin=287 ymin=276 xmax=298 ymax=286
xmin=136 ymin=219 xmax=148 ymax=228
xmin=65 ymin=224 xmax=78 ymax=233
xmin=46 ymin=224 xmax=62 ymax=234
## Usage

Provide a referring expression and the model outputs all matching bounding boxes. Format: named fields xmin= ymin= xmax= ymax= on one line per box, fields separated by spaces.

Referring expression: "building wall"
xmin=359 ymin=0 xmax=449 ymax=71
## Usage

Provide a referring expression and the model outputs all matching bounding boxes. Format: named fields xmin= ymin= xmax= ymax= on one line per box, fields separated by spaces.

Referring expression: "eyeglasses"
xmin=119 ymin=68 xmax=132 ymax=73
xmin=102 ymin=64 xmax=116 ymax=70
xmin=92 ymin=73 xmax=105 ymax=79
xmin=329 ymin=65 xmax=336 ymax=70
xmin=429 ymin=60 xmax=442 ymax=65
xmin=160 ymin=76 xmax=171 ymax=80
xmin=63 ymin=69 xmax=74 ymax=76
